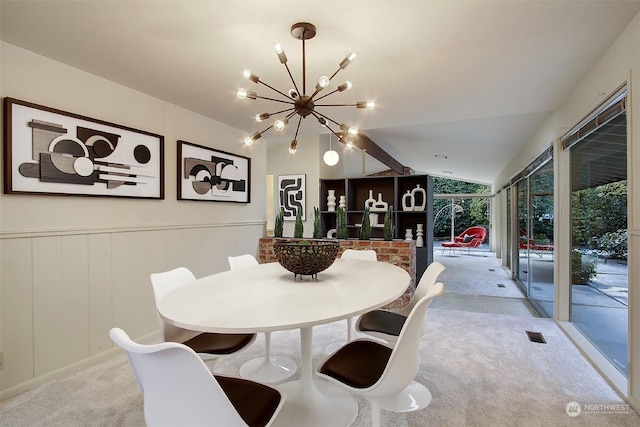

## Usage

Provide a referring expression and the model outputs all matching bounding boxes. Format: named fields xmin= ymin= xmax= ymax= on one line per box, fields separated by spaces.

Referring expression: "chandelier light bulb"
xmin=274 ymin=118 xmax=289 ymax=131
xmin=237 ymin=88 xmax=247 ymax=99
xmin=346 ymin=140 xmax=354 ymax=149
xmin=339 ymin=52 xmax=358 ymax=69
xmin=243 ymin=70 xmax=260 ymax=83
xmin=338 ymin=81 xmax=352 ymax=92
xmin=275 ymin=43 xmax=287 ymax=64
xmin=255 ymin=113 xmax=270 ymax=122
xmin=323 ymin=149 xmax=339 ymax=166
xmin=356 ymin=101 xmax=375 ymax=109
xmin=317 ymin=75 xmax=330 ymax=89
xmin=244 ymin=132 xmax=261 ymax=146
xmin=340 ymin=123 xmax=358 ymax=137
xmin=289 ymin=140 xmax=298 ymax=154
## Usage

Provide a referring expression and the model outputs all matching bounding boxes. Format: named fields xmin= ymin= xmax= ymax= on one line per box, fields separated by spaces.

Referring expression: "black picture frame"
xmin=278 ymin=174 xmax=306 ymax=220
xmin=177 ymin=140 xmax=251 ymax=203
xmin=3 ymin=97 xmax=164 ymax=199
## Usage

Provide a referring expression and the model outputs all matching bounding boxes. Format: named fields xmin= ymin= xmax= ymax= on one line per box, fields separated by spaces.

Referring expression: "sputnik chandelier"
xmin=237 ymin=22 xmax=374 ymax=163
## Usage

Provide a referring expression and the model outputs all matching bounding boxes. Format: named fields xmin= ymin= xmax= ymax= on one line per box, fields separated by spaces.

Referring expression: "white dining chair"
xmin=317 ymin=282 xmax=444 ymax=427
xmin=150 ymin=267 xmax=256 ymax=369
xmin=324 ymin=249 xmax=378 ymax=355
xmin=110 ymin=327 xmax=285 ymax=427
xmin=355 ymin=261 xmax=445 ymax=345
xmin=227 ymin=254 xmax=297 ymax=383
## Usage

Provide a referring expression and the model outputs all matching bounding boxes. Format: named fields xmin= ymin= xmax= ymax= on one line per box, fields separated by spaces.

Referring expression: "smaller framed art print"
xmin=177 ymin=140 xmax=251 ymax=203
xmin=278 ymin=174 xmax=305 ymax=220
xmin=3 ymin=97 xmax=164 ymax=199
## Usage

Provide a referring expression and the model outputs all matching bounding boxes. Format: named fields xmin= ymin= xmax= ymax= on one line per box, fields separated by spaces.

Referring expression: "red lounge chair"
xmin=441 ymin=226 xmax=487 ymax=254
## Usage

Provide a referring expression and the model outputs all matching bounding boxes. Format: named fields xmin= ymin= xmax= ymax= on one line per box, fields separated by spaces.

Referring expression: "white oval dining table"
xmin=158 ymin=258 xmax=410 ymax=427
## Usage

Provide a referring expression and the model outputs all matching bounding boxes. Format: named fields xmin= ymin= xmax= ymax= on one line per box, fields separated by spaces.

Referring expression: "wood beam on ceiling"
xmin=341 ymin=133 xmax=405 ymax=174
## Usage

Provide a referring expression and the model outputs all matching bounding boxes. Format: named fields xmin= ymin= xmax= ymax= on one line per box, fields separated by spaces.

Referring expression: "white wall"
xmin=0 ymin=42 xmax=267 ymax=398
xmin=266 ymin=134 xmax=321 ymax=238
xmin=492 ymin=11 xmax=640 ymax=410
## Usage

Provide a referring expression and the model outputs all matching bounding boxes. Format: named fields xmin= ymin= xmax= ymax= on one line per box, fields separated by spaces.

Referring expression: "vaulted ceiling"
xmin=2 ymin=0 xmax=639 ymax=184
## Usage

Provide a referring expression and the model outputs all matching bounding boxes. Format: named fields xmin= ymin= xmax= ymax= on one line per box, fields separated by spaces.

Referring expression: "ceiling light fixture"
xmin=237 ymin=22 xmax=374 ymax=152
xmin=323 ymin=133 xmax=339 ymax=166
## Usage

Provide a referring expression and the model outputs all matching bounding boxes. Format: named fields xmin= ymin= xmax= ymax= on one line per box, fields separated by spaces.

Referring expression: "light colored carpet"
xmin=2 ymin=308 xmax=637 ymax=426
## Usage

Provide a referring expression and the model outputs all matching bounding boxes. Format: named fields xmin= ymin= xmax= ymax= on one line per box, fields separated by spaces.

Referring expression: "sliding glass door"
xmin=569 ymin=111 xmax=628 ymax=376
xmin=513 ymin=159 xmax=554 ymax=317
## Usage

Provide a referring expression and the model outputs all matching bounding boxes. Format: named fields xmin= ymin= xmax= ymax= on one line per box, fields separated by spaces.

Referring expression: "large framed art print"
xmin=3 ymin=97 xmax=164 ymax=199
xmin=177 ymin=140 xmax=251 ymax=203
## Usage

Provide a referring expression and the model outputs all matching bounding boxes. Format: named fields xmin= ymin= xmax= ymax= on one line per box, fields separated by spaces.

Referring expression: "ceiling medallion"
xmin=237 ymin=22 xmax=374 ymax=162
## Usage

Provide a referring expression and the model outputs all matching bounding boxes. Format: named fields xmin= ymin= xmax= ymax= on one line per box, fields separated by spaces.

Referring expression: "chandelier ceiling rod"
xmin=237 ymin=22 xmax=375 ymax=156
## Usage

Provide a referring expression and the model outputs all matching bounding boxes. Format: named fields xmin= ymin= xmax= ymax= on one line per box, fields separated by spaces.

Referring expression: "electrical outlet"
xmin=0 ymin=351 xmax=4 ymax=370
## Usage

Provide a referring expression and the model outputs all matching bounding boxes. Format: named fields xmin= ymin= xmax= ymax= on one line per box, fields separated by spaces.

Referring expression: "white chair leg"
xmin=346 ymin=317 xmax=353 ymax=342
xmin=264 ymin=331 xmax=272 ymax=362
xmin=369 ymin=399 xmax=382 ymax=427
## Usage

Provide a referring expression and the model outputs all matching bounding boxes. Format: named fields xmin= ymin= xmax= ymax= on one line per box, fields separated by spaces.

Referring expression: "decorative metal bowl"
xmin=273 ymin=239 xmax=340 ymax=279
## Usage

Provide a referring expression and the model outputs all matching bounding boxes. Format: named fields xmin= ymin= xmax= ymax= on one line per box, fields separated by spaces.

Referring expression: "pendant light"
xmin=323 ymin=134 xmax=339 ymax=166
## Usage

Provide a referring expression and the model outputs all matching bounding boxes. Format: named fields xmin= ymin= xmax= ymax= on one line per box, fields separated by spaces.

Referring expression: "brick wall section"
xmin=258 ymin=238 xmax=416 ymax=310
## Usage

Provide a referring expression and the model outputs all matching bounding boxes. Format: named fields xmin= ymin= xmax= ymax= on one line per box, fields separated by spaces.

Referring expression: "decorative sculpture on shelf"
xmin=365 ymin=189 xmax=388 ymax=226
xmin=412 ymin=184 xmax=426 ymax=211
xmin=416 ymin=223 xmax=424 ymax=247
xmin=405 ymin=228 xmax=413 ymax=241
xmin=327 ymin=189 xmax=336 ymax=212
xmin=313 ymin=207 xmax=323 ymax=239
xmin=339 ymin=195 xmax=346 ymax=210
xmin=401 ymin=184 xmax=427 ymax=211
xmin=402 ymin=190 xmax=414 ymax=211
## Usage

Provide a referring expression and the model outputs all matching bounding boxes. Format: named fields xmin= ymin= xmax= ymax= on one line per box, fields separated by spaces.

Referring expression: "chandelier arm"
xmin=328 ymin=68 xmax=342 ymax=81
xmin=265 ymin=107 xmax=295 ymax=116
xmin=314 ymin=89 xmax=339 ymax=102
xmin=258 ymin=80 xmax=293 ymax=101
xmin=314 ymin=103 xmax=359 ymax=107
xmin=293 ymin=116 xmax=303 ymax=140
xmin=282 ymin=62 xmax=301 ymax=98
xmin=256 ymin=95 xmax=295 ymax=105
xmin=312 ymin=110 xmax=341 ymax=128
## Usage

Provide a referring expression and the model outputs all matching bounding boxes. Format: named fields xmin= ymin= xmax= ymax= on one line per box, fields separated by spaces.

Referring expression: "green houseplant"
xmin=383 ymin=205 xmax=394 ymax=241
xmin=359 ymin=206 xmax=371 ymax=240
xmin=294 ymin=209 xmax=303 ymax=238
xmin=313 ymin=207 xmax=323 ymax=239
xmin=274 ymin=208 xmax=284 ymax=237
xmin=336 ymin=207 xmax=348 ymax=239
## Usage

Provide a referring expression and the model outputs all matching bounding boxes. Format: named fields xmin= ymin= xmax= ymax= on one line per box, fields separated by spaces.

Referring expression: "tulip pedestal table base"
xmin=273 ymin=326 xmax=358 ymax=427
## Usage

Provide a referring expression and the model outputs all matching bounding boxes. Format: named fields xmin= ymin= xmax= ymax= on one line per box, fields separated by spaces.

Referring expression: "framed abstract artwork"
xmin=3 ymin=97 xmax=164 ymax=199
xmin=278 ymin=174 xmax=305 ymax=220
xmin=177 ymin=140 xmax=251 ymax=203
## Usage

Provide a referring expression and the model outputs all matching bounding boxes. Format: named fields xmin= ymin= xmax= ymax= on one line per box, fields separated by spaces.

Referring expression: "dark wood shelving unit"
xmin=319 ymin=175 xmax=434 ymax=280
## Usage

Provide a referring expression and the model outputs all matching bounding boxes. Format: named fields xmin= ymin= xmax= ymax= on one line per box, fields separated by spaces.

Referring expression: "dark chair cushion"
xmin=215 ymin=375 xmax=282 ymax=427
xmin=319 ymin=340 xmax=392 ymax=389
xmin=184 ymin=332 xmax=254 ymax=355
xmin=358 ymin=309 xmax=406 ymax=336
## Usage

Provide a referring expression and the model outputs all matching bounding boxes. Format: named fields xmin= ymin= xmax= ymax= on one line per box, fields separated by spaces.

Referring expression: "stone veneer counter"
xmin=258 ymin=238 xmax=416 ymax=310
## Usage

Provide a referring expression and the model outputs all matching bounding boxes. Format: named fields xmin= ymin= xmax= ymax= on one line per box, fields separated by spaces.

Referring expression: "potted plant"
xmin=359 ymin=206 xmax=371 ymax=240
xmin=274 ymin=208 xmax=284 ymax=237
xmin=294 ymin=209 xmax=303 ymax=238
xmin=313 ymin=207 xmax=323 ymax=239
xmin=383 ymin=205 xmax=394 ymax=241
xmin=336 ymin=207 xmax=348 ymax=239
